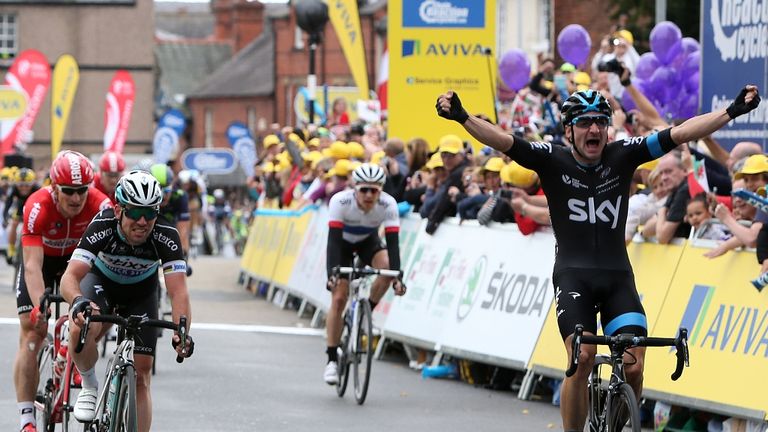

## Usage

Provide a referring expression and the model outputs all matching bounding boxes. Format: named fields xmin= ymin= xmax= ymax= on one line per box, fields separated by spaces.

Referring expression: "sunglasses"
xmin=58 ymin=185 xmax=89 ymax=196
xmin=356 ymin=186 xmax=381 ymax=195
xmin=122 ymin=206 xmax=159 ymax=221
xmin=573 ymin=116 xmax=610 ymax=129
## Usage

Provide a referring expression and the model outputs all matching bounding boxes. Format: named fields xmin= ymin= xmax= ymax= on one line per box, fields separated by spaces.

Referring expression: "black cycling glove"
xmin=726 ymin=86 xmax=761 ymax=119
xmin=70 ymin=296 xmax=91 ymax=319
xmin=172 ymin=334 xmax=195 ymax=358
xmin=436 ymin=92 xmax=469 ymax=124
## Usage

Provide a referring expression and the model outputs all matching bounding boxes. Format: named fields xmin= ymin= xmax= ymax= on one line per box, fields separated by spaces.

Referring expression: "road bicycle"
xmin=76 ymin=309 xmax=188 ymax=432
xmin=34 ymin=290 xmax=82 ymax=432
xmin=331 ymin=265 xmax=401 ymax=405
xmin=565 ymin=324 xmax=689 ymax=432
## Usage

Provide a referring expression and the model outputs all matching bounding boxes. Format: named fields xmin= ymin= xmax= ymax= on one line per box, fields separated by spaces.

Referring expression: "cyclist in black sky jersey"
xmin=437 ymin=85 xmax=760 ymax=432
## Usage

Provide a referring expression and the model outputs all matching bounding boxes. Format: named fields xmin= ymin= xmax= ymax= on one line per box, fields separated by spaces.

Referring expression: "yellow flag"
xmin=51 ymin=54 xmax=79 ymax=159
xmin=327 ymin=0 xmax=368 ymax=101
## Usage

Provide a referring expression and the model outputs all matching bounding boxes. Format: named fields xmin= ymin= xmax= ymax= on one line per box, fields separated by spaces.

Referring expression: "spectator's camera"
xmin=499 ymin=189 xmax=513 ymax=199
xmin=597 ymin=62 xmax=610 ymax=72
xmin=612 ymin=38 xmax=621 ymax=46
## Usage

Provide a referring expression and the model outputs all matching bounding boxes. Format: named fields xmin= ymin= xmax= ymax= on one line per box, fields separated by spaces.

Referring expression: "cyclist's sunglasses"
xmin=356 ymin=185 xmax=381 ymax=195
xmin=58 ymin=185 xmax=89 ymax=196
xmin=121 ymin=205 xmax=159 ymax=221
xmin=572 ymin=115 xmax=610 ymax=129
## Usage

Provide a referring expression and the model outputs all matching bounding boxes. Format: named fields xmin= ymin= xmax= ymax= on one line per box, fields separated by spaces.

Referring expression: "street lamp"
xmin=295 ymin=0 xmax=328 ymax=125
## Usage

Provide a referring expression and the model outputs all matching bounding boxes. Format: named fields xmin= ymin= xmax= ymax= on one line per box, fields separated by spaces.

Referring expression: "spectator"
xmin=457 ymin=157 xmax=504 ymax=220
xmin=328 ymin=97 xmax=350 ymax=126
xmin=381 ymin=138 xmax=409 ymax=202
xmin=647 ymin=151 xmax=691 ymax=243
xmin=626 ymin=168 xmax=670 ymax=243
xmin=406 ymin=137 xmax=430 ymax=176
xmin=591 ymin=30 xmax=639 ymax=99
xmin=686 ymin=193 xmax=729 ymax=240
xmin=409 ymin=153 xmax=445 ymax=213
xmin=306 ymin=159 xmax=352 ymax=204
xmin=424 ymin=134 xmax=470 ymax=234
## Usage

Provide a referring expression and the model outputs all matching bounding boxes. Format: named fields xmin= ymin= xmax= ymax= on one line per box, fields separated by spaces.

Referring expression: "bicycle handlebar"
xmin=37 ymin=291 xmax=66 ymax=315
xmin=565 ymin=324 xmax=689 ymax=381
xmin=75 ymin=308 xmax=189 ymax=363
xmin=331 ymin=266 xmax=402 ymax=278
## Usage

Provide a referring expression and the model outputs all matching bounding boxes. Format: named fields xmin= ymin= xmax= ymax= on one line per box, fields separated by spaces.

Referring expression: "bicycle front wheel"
xmin=336 ymin=316 xmax=351 ymax=397
xmin=112 ymin=365 xmax=138 ymax=432
xmin=606 ymin=383 xmax=641 ymax=432
xmin=353 ymin=300 xmax=373 ymax=405
xmin=34 ymin=336 xmax=56 ymax=432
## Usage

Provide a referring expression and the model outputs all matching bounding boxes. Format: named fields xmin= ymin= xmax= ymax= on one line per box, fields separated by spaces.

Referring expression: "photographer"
xmin=591 ymin=30 xmax=639 ymax=99
xmin=457 ymin=158 xmax=504 ymax=220
xmin=478 ymin=162 xmax=549 ymax=234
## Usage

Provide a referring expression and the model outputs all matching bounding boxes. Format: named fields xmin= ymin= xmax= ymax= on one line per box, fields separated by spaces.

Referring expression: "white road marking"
xmin=0 ymin=317 xmax=324 ymax=336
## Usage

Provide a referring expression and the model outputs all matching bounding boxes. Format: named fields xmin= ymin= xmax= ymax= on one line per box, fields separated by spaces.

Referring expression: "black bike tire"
xmin=336 ymin=317 xmax=351 ymax=397
xmin=588 ymin=370 xmax=604 ymax=432
xmin=606 ymin=382 xmax=641 ymax=432
xmin=111 ymin=365 xmax=138 ymax=432
xmin=34 ymin=336 xmax=55 ymax=432
xmin=353 ymin=300 xmax=373 ymax=405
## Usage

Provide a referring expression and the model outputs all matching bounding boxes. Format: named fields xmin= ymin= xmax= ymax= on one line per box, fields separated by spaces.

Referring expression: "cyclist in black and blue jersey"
xmin=150 ymin=164 xmax=190 ymax=258
xmin=437 ymin=84 xmax=760 ymax=432
xmin=61 ymin=170 xmax=193 ymax=431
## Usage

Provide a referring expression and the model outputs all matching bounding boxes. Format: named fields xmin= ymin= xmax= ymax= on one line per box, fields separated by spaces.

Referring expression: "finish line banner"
xmin=388 ymin=0 xmax=496 ymax=151
xmin=701 ymin=0 xmax=768 ymax=150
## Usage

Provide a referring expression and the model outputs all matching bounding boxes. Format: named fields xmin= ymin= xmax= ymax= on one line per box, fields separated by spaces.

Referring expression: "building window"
xmin=0 ymin=14 xmax=18 ymax=60
xmin=204 ymin=108 xmax=213 ymax=148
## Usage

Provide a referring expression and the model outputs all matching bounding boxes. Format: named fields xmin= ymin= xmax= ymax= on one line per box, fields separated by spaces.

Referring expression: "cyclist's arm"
xmin=326 ymin=223 xmax=343 ymax=278
xmin=21 ymin=244 xmax=45 ymax=308
xmin=177 ymin=220 xmax=190 ymax=255
xmin=165 ymin=272 xmax=191 ymax=328
xmin=60 ymin=260 xmax=91 ymax=305
xmin=462 ymin=115 xmax=515 ymax=153
xmin=383 ymin=196 xmax=401 ymax=272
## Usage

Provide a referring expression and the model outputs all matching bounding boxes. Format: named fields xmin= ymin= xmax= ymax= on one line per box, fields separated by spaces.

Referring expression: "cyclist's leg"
xmin=326 ymin=240 xmax=353 ymax=360
xmin=554 ymin=269 xmax=599 ymax=432
xmin=359 ymin=236 xmax=392 ymax=304
xmin=14 ymin=259 xmax=55 ymax=428
xmin=599 ymin=270 xmax=648 ymax=399
xmin=69 ymin=272 xmax=112 ymax=386
xmin=120 ymin=287 xmax=159 ymax=432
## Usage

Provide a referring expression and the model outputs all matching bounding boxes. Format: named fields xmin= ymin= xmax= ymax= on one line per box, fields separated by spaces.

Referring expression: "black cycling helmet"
xmin=561 ymin=90 xmax=612 ymax=127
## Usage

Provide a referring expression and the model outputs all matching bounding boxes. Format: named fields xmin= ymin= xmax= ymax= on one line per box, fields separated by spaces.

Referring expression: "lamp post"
xmin=295 ymin=0 xmax=328 ymax=125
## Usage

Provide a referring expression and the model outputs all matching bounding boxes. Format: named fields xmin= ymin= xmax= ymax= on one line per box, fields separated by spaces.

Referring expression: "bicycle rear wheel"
xmin=336 ymin=316 xmax=351 ymax=397
xmin=112 ymin=365 xmax=138 ymax=432
xmin=35 ymin=335 xmax=56 ymax=432
xmin=606 ymin=383 xmax=641 ymax=432
xmin=353 ymin=300 xmax=373 ymax=405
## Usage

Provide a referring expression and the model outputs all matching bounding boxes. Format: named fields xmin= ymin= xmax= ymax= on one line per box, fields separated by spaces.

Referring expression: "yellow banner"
xmin=644 ymin=244 xmax=767 ymax=419
xmin=272 ymin=210 xmax=314 ymax=286
xmin=328 ymin=0 xmax=368 ymax=101
xmin=528 ymin=242 xmax=685 ymax=375
xmin=388 ymin=0 xmax=496 ymax=151
xmin=51 ymin=54 xmax=79 ymax=160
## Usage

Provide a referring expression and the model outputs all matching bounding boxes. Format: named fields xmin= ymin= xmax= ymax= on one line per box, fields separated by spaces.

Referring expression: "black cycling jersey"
xmin=70 ymin=208 xmax=187 ymax=288
xmin=504 ymin=128 xmax=676 ymax=274
xmin=159 ymin=188 xmax=190 ymax=227
xmin=4 ymin=184 xmax=40 ymax=222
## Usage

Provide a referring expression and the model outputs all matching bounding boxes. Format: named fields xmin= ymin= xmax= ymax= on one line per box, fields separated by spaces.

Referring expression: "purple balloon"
xmin=499 ymin=49 xmax=531 ymax=91
xmin=683 ymin=51 xmax=701 ymax=76
xmin=649 ymin=66 xmax=675 ymax=97
xmin=685 ymin=72 xmax=700 ymax=93
xmin=681 ymin=37 xmax=700 ymax=56
xmin=635 ymin=52 xmax=660 ymax=80
xmin=621 ymin=90 xmax=637 ymax=112
xmin=650 ymin=21 xmax=683 ymax=65
xmin=557 ymin=24 xmax=592 ymax=65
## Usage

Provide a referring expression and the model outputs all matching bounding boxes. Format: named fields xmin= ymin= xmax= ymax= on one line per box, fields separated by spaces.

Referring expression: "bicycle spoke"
xmin=35 ymin=338 xmax=55 ymax=431
xmin=353 ymin=300 xmax=373 ymax=405
xmin=336 ymin=317 xmax=351 ymax=397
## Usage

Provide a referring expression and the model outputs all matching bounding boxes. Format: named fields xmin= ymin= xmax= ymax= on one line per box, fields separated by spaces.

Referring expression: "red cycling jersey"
xmin=92 ymin=172 xmax=116 ymax=204
xmin=21 ymin=186 xmax=112 ymax=257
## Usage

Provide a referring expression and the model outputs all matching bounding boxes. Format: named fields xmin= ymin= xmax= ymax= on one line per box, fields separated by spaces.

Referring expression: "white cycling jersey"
xmin=328 ymin=188 xmax=399 ymax=243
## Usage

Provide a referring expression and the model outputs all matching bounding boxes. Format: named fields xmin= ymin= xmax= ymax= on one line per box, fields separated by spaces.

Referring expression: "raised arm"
xmin=670 ymin=85 xmax=760 ymax=145
xmin=436 ymin=91 xmax=515 ymax=152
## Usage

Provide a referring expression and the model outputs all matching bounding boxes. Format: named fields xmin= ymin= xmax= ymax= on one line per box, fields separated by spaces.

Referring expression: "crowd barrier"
xmin=240 ymin=208 xmax=768 ymax=422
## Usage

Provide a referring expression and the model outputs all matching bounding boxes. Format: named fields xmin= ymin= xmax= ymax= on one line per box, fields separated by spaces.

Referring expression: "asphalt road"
xmin=0 ymin=256 xmax=563 ymax=431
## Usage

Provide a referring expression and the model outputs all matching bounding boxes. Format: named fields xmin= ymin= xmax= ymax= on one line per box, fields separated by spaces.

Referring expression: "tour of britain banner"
xmin=388 ymin=0 xmax=496 ymax=151
xmin=701 ymin=0 xmax=768 ymax=150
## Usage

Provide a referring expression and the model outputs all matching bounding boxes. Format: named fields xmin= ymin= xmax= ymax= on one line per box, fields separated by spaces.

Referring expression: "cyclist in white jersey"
xmin=323 ymin=163 xmax=406 ymax=385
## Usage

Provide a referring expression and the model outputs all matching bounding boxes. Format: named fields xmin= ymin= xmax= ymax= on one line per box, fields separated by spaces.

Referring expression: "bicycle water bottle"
xmin=751 ymin=272 xmax=768 ymax=292
xmin=54 ymin=345 xmax=68 ymax=377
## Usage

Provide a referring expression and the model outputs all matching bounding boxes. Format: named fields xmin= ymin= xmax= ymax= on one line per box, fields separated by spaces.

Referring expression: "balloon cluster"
xmin=624 ymin=21 xmax=700 ymax=120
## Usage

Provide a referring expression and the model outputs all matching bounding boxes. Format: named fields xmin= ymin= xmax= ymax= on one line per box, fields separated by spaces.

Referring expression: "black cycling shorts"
xmin=326 ymin=234 xmax=386 ymax=288
xmin=553 ymin=268 xmax=647 ymax=340
xmin=16 ymin=253 xmax=69 ymax=315
xmin=80 ymin=271 xmax=160 ymax=357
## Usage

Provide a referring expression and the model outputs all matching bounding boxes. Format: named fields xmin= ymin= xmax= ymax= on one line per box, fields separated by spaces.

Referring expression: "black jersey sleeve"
xmin=70 ymin=209 xmax=116 ymax=267
xmin=152 ymin=223 xmax=187 ymax=275
xmin=503 ymin=136 xmax=556 ymax=173
xmin=618 ymin=128 xmax=677 ymax=168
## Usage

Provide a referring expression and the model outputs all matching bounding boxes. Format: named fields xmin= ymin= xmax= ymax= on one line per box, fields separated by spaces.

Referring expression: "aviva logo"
xmin=679 ymin=285 xmax=768 ymax=357
xmin=401 ymin=39 xmax=486 ymax=58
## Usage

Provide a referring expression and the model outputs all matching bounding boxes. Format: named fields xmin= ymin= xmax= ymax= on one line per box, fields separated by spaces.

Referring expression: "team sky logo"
xmin=401 ymin=39 xmax=486 ymax=58
xmin=679 ymin=284 xmax=768 ymax=356
xmin=456 ymin=255 xmax=487 ymax=321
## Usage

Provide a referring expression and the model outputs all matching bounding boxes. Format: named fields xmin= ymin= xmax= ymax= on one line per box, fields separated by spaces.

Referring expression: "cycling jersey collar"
xmin=571 ymin=146 xmax=601 ymax=168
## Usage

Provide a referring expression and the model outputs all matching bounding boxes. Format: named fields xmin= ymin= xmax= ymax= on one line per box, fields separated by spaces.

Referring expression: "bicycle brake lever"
xmin=176 ymin=316 xmax=188 ymax=363
xmin=565 ymin=325 xmax=583 ymax=378
xmin=75 ymin=306 xmax=93 ymax=354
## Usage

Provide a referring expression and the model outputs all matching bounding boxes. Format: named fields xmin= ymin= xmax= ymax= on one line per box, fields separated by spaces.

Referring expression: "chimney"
xmin=212 ymin=0 xmax=234 ymax=41
xmin=233 ymin=0 xmax=265 ymax=53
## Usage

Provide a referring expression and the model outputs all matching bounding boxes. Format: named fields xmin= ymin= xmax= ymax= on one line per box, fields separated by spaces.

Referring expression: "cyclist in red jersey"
xmin=93 ymin=150 xmax=125 ymax=204
xmin=13 ymin=150 xmax=110 ymax=432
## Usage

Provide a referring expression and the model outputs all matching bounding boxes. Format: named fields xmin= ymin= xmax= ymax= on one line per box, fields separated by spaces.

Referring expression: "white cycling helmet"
xmin=115 ymin=170 xmax=163 ymax=208
xmin=352 ymin=163 xmax=386 ymax=186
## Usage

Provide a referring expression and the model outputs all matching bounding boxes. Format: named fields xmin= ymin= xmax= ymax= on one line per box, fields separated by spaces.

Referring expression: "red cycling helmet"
xmin=50 ymin=150 xmax=94 ymax=186
xmin=99 ymin=151 xmax=126 ymax=173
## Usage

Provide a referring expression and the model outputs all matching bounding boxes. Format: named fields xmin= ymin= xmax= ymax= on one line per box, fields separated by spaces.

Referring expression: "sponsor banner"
xmin=152 ymin=108 xmax=186 ymax=164
xmin=702 ymin=0 xmax=768 ymax=150
xmin=528 ymin=241 xmax=686 ymax=376
xmin=51 ymin=54 xmax=79 ymax=160
xmin=388 ymin=0 xmax=495 ymax=151
xmin=226 ymin=121 xmax=256 ymax=178
xmin=181 ymin=148 xmax=237 ymax=174
xmin=0 ymin=86 xmax=26 ymax=119
xmin=1 ymin=49 xmax=51 ymax=158
xmin=645 ymin=243 xmax=767 ymax=419
xmin=272 ymin=208 xmax=315 ymax=287
xmin=103 ymin=70 xmax=135 ymax=153
xmin=328 ymin=0 xmax=369 ymax=101
xmin=287 ymin=206 xmax=331 ymax=310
